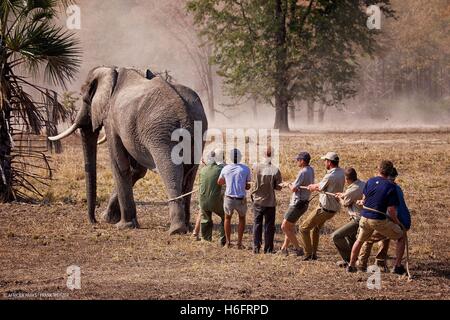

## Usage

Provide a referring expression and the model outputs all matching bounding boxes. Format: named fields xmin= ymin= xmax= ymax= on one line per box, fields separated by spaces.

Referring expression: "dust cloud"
xmin=57 ymin=0 xmax=449 ymax=131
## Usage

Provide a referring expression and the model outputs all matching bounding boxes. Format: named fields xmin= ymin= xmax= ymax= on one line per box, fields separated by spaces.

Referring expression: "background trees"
xmin=358 ymin=0 xmax=450 ymax=120
xmin=187 ymin=0 xmax=393 ymax=131
xmin=155 ymin=0 xmax=220 ymax=122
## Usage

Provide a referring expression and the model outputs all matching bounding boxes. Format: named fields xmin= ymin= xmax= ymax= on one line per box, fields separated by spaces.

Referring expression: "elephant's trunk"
xmin=81 ymin=127 xmax=99 ymax=224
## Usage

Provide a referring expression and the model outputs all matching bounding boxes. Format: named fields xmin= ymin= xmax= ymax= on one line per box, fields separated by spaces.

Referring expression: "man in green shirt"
xmin=199 ymin=149 xmax=226 ymax=246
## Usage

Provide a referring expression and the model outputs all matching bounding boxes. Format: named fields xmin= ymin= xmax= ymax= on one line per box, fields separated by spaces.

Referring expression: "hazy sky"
xmin=66 ymin=0 xmax=201 ymax=93
xmin=55 ymin=0 xmax=449 ymax=129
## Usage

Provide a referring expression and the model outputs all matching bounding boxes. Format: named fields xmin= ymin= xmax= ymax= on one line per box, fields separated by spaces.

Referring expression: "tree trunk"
xmin=289 ymin=104 xmax=295 ymax=125
xmin=318 ymin=104 xmax=326 ymax=123
xmin=307 ymin=98 xmax=314 ymax=124
xmin=206 ymin=61 xmax=215 ymax=124
xmin=274 ymin=97 xmax=289 ymax=132
xmin=273 ymin=0 xmax=289 ymax=132
xmin=46 ymin=90 xmax=63 ymax=154
xmin=252 ymin=98 xmax=258 ymax=120
xmin=0 ymin=109 xmax=13 ymax=202
xmin=0 ymin=59 xmax=14 ymax=202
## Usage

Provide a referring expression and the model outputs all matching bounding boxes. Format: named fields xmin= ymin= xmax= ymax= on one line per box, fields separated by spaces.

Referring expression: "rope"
xmin=166 ymin=178 xmax=413 ymax=280
xmin=298 ymin=185 xmax=337 ymax=197
xmin=289 ymin=183 xmax=413 ymax=280
xmin=167 ymin=188 xmax=199 ymax=202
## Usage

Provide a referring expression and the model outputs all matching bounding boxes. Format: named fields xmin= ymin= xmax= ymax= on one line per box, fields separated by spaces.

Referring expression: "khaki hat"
xmin=321 ymin=152 xmax=339 ymax=162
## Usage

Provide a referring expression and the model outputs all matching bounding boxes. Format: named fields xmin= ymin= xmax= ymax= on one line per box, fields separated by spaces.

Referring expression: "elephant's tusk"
xmin=48 ymin=123 xmax=78 ymax=141
xmin=97 ymin=135 xmax=107 ymax=145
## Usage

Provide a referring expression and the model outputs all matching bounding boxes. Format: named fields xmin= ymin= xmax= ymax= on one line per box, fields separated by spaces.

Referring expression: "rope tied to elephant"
xmin=167 ymin=188 xmax=199 ymax=202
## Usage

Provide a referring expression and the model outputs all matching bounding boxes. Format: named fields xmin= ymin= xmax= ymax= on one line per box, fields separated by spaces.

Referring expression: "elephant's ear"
xmin=90 ymin=67 xmax=118 ymax=131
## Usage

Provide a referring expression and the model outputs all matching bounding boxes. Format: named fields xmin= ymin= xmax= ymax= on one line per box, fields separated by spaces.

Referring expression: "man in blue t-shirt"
xmin=218 ymin=148 xmax=251 ymax=249
xmin=347 ymin=160 xmax=407 ymax=274
xmin=357 ymin=167 xmax=411 ymax=273
xmin=390 ymin=168 xmax=411 ymax=230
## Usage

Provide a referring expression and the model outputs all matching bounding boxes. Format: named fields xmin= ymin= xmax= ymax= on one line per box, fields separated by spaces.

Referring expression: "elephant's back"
xmin=111 ymin=71 xmax=207 ymax=152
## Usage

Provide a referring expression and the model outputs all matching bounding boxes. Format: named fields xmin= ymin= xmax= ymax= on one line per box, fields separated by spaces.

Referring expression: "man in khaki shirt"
xmin=251 ymin=149 xmax=282 ymax=254
xmin=301 ymin=152 xmax=345 ymax=260
xmin=331 ymin=168 xmax=365 ymax=267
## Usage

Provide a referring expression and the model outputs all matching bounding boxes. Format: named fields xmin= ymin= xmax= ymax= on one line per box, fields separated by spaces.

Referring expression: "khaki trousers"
xmin=357 ymin=231 xmax=390 ymax=269
xmin=300 ymin=207 xmax=336 ymax=257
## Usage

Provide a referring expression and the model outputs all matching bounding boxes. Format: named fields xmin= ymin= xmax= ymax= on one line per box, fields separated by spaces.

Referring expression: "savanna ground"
xmin=0 ymin=131 xmax=449 ymax=300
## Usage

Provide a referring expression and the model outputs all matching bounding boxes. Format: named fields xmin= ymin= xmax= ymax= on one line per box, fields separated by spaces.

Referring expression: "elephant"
xmin=49 ymin=66 xmax=208 ymax=234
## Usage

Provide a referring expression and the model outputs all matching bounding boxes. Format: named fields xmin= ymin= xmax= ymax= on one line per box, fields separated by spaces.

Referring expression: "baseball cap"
xmin=320 ymin=152 xmax=339 ymax=162
xmin=295 ymin=151 xmax=311 ymax=162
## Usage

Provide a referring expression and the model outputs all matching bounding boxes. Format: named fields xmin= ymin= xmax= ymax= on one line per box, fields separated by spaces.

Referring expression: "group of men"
xmin=192 ymin=147 xmax=411 ymax=275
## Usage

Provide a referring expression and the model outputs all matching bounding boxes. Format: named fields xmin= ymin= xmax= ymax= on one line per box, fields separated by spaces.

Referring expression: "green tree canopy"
xmin=187 ymin=0 xmax=393 ymax=130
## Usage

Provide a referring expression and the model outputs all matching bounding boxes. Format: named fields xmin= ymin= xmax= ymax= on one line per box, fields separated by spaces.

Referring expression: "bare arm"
xmin=387 ymin=206 xmax=400 ymax=225
xmin=356 ymin=195 xmax=366 ymax=206
xmin=217 ymin=177 xmax=226 ymax=186
xmin=307 ymin=183 xmax=321 ymax=192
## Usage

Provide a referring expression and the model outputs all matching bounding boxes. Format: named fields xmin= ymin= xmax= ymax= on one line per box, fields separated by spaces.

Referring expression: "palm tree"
xmin=0 ymin=0 xmax=81 ymax=202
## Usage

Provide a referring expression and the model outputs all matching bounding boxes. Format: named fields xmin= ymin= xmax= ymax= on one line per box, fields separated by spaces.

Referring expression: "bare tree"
xmin=155 ymin=0 xmax=218 ymax=122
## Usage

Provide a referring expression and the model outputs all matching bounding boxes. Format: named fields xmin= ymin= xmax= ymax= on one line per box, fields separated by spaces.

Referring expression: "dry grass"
xmin=0 ymin=132 xmax=449 ymax=300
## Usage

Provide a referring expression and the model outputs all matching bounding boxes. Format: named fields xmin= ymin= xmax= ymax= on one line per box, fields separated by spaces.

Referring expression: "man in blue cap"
xmin=347 ymin=160 xmax=407 ymax=274
xmin=279 ymin=151 xmax=315 ymax=256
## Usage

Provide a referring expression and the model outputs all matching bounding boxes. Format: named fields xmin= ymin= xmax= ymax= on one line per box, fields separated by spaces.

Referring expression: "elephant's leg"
xmin=149 ymin=146 xmax=185 ymax=235
xmin=182 ymin=164 xmax=198 ymax=232
xmin=102 ymin=159 xmax=147 ymax=224
xmin=107 ymin=134 xmax=139 ymax=230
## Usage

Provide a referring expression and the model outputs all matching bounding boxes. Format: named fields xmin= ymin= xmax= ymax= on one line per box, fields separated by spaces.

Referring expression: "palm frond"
xmin=0 ymin=0 xmax=81 ymax=202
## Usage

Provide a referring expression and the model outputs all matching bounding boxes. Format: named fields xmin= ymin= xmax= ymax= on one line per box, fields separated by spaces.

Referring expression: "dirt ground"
xmin=0 ymin=132 xmax=449 ymax=300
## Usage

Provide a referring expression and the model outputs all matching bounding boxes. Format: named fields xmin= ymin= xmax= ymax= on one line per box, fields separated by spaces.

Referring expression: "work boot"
xmin=346 ymin=265 xmax=358 ymax=273
xmin=357 ymin=262 xmax=368 ymax=272
xmin=336 ymin=261 xmax=349 ymax=268
xmin=277 ymin=248 xmax=289 ymax=256
xmin=392 ymin=265 xmax=407 ymax=275
xmin=192 ymin=233 xmax=200 ymax=241
xmin=304 ymin=254 xmax=317 ymax=261
xmin=376 ymin=261 xmax=389 ymax=273
xmin=292 ymin=247 xmax=304 ymax=257
xmin=253 ymin=247 xmax=260 ymax=254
